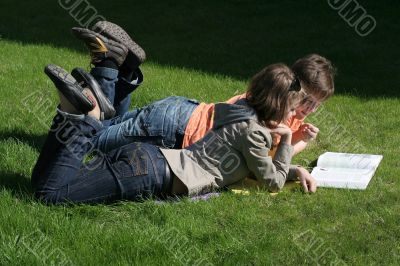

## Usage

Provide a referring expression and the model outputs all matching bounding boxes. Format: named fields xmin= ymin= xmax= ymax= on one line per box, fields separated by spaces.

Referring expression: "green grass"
xmin=0 ymin=0 xmax=399 ymax=265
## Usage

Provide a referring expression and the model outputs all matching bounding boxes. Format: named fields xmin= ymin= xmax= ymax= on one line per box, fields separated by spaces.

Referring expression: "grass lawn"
xmin=0 ymin=0 xmax=399 ymax=265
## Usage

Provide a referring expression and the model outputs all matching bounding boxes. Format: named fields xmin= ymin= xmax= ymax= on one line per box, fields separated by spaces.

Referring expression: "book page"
xmin=317 ymin=152 xmax=383 ymax=170
xmin=311 ymin=166 xmax=375 ymax=189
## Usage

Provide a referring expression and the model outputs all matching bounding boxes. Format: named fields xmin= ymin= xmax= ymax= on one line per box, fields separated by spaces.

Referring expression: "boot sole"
xmin=71 ymin=68 xmax=116 ymax=120
xmin=44 ymin=64 xmax=94 ymax=114
xmin=93 ymin=21 xmax=146 ymax=65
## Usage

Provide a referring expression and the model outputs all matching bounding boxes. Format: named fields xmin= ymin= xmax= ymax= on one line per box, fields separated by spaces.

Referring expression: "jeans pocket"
xmin=143 ymin=104 xmax=176 ymax=148
xmin=143 ymin=106 xmax=164 ymax=135
xmin=114 ymin=146 xmax=150 ymax=178
xmin=130 ymin=151 xmax=149 ymax=176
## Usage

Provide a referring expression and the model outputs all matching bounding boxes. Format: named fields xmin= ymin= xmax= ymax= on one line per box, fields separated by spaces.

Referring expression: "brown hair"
xmin=291 ymin=54 xmax=336 ymax=101
xmin=246 ymin=63 xmax=304 ymax=126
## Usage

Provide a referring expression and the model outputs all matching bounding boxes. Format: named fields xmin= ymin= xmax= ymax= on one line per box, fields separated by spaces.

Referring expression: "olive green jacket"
xmin=160 ymin=100 xmax=294 ymax=196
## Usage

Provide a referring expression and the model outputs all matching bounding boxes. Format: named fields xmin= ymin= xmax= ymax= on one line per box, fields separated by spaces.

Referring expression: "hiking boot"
xmin=45 ymin=64 xmax=94 ymax=114
xmin=71 ymin=27 xmax=128 ymax=66
xmin=44 ymin=64 xmax=116 ymax=120
xmin=92 ymin=21 xmax=146 ymax=68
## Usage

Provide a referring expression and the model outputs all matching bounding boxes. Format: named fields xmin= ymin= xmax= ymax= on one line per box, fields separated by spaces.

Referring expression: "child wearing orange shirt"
xmin=183 ymin=54 xmax=335 ymax=155
xmin=180 ymin=54 xmax=335 ymax=189
xmin=71 ymin=22 xmax=335 ymax=192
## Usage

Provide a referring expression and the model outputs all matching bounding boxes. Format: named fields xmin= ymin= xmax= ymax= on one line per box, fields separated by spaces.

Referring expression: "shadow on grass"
xmin=0 ymin=131 xmax=46 ymax=153
xmin=0 ymin=0 xmax=399 ymax=98
xmin=0 ymin=171 xmax=33 ymax=200
xmin=0 ymin=131 xmax=42 ymax=199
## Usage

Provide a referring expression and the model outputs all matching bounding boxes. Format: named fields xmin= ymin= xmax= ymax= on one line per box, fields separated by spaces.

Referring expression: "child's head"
xmin=246 ymin=63 xmax=304 ymax=127
xmin=291 ymin=54 xmax=336 ymax=120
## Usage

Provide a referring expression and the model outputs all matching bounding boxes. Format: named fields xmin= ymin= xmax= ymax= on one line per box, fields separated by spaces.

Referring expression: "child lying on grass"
xmin=31 ymin=62 xmax=304 ymax=204
xmin=70 ymin=22 xmax=336 ymax=193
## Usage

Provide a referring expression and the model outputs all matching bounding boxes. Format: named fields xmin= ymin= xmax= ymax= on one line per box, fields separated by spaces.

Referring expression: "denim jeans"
xmin=90 ymin=67 xmax=143 ymax=116
xmin=31 ymin=110 xmax=170 ymax=204
xmin=93 ymin=96 xmax=199 ymax=153
xmin=91 ymin=67 xmax=198 ymax=152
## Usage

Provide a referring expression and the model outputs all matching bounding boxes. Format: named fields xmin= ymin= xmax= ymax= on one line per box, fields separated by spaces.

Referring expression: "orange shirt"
xmin=182 ymin=93 xmax=304 ymax=148
xmin=268 ymin=115 xmax=304 ymax=156
xmin=182 ymin=101 xmax=215 ymax=148
xmin=182 ymin=94 xmax=247 ymax=148
xmin=287 ymin=115 xmax=304 ymax=133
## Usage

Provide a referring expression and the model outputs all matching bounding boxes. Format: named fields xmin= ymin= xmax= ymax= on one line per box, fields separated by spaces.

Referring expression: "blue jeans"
xmin=91 ymin=67 xmax=198 ymax=152
xmin=95 ymin=96 xmax=198 ymax=152
xmin=31 ymin=111 xmax=171 ymax=204
xmin=91 ymin=67 xmax=143 ymax=116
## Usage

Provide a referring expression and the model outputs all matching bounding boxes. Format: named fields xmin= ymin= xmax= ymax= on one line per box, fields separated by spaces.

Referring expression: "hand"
xmin=270 ymin=124 xmax=292 ymax=137
xmin=299 ymin=123 xmax=319 ymax=142
xmin=270 ymin=124 xmax=292 ymax=145
xmin=296 ymin=167 xmax=317 ymax=193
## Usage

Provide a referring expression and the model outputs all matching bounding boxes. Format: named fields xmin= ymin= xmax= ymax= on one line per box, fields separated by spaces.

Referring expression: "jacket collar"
xmin=213 ymin=99 xmax=259 ymax=129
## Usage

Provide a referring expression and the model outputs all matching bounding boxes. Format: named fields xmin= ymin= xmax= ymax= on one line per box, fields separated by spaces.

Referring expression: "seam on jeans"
xmin=143 ymin=106 xmax=163 ymax=136
xmin=104 ymin=155 xmax=125 ymax=198
xmin=161 ymin=98 xmax=181 ymax=147
xmin=175 ymin=99 xmax=183 ymax=134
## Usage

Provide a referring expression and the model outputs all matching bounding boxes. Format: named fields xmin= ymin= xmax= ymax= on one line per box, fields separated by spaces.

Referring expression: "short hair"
xmin=291 ymin=54 xmax=336 ymax=101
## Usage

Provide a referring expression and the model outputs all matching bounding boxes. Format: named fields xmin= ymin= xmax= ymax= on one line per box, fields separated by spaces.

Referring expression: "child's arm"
xmin=287 ymin=165 xmax=317 ymax=193
xmin=296 ymin=166 xmax=317 ymax=193
xmin=240 ymin=124 xmax=293 ymax=192
xmin=291 ymin=123 xmax=319 ymax=155
xmin=292 ymin=140 xmax=308 ymax=155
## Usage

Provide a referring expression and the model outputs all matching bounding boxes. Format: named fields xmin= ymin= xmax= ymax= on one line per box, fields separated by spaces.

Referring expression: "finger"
xmin=304 ymin=123 xmax=316 ymax=130
xmin=300 ymin=178 xmax=309 ymax=193
xmin=306 ymin=128 xmax=318 ymax=137
xmin=277 ymin=123 xmax=286 ymax=127
xmin=305 ymin=124 xmax=316 ymax=132
xmin=306 ymin=176 xmax=318 ymax=193
xmin=309 ymin=180 xmax=317 ymax=193
xmin=304 ymin=129 xmax=315 ymax=139
xmin=310 ymin=127 xmax=319 ymax=133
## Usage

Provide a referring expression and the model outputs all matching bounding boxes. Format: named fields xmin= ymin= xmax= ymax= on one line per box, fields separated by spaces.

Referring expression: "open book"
xmin=311 ymin=152 xmax=383 ymax=189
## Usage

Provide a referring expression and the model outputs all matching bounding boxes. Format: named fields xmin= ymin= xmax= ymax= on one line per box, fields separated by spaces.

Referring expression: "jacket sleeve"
xmin=239 ymin=123 xmax=294 ymax=192
xmin=287 ymin=165 xmax=300 ymax=181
